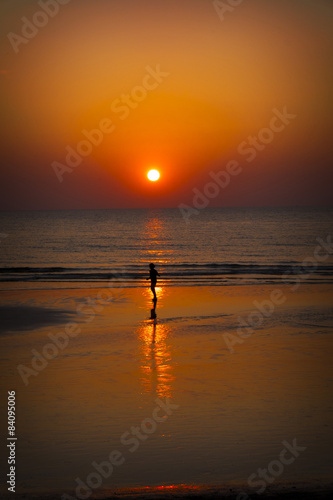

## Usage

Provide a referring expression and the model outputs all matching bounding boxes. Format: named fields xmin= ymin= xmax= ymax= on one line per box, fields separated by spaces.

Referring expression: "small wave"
xmin=1 ymin=262 xmax=333 ymax=287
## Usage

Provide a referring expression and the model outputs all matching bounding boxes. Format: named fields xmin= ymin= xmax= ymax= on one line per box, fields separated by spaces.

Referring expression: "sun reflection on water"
xmin=137 ymin=317 xmax=174 ymax=398
xmin=139 ymin=214 xmax=174 ymax=269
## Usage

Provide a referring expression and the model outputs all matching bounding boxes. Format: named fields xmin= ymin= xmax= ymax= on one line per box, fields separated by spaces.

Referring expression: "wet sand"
xmin=0 ymin=284 xmax=332 ymax=496
xmin=0 ymin=305 xmax=74 ymax=334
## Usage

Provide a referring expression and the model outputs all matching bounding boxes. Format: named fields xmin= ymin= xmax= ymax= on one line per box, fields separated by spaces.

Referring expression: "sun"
xmin=147 ymin=169 xmax=160 ymax=182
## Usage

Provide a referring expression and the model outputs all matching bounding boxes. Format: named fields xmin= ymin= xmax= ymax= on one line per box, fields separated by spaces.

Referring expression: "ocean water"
xmin=0 ymin=207 xmax=332 ymax=288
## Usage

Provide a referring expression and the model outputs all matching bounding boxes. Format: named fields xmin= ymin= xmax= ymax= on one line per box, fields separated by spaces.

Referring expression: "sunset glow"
xmin=0 ymin=0 xmax=332 ymax=210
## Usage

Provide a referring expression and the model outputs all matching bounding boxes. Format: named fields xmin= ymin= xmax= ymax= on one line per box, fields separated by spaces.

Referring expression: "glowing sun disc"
xmin=147 ymin=169 xmax=160 ymax=182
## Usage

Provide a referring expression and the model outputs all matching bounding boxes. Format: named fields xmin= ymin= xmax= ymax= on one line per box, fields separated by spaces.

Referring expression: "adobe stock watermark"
xmin=224 ymin=235 xmax=333 ymax=353
xmin=52 ymin=65 xmax=169 ymax=183
xmin=7 ymin=0 xmax=71 ymax=54
xmin=17 ymin=269 xmax=130 ymax=386
xmin=236 ymin=439 xmax=306 ymax=499
xmin=179 ymin=106 xmax=296 ymax=223
xmin=62 ymin=398 xmax=180 ymax=500
xmin=213 ymin=0 xmax=245 ymax=22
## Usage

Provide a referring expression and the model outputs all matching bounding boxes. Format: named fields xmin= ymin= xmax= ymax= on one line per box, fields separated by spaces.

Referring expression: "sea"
xmin=0 ymin=207 xmax=332 ymax=289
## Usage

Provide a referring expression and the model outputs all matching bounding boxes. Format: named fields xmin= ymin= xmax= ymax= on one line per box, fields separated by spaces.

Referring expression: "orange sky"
xmin=0 ymin=0 xmax=332 ymax=209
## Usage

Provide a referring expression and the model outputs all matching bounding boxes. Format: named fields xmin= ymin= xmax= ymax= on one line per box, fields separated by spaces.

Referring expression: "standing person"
xmin=147 ymin=263 xmax=160 ymax=302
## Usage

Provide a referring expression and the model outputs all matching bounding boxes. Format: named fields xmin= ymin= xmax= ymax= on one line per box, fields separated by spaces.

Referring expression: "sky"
xmin=0 ymin=0 xmax=332 ymax=209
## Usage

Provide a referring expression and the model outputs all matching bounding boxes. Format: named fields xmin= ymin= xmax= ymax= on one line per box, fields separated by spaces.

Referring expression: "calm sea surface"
xmin=0 ymin=207 xmax=332 ymax=288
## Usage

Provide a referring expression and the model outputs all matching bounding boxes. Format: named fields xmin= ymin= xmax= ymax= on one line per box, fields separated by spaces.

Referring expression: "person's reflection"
xmin=150 ymin=297 xmax=157 ymax=320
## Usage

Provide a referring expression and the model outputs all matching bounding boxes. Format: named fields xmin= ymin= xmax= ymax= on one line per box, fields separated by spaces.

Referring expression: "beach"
xmin=1 ymin=281 xmax=332 ymax=498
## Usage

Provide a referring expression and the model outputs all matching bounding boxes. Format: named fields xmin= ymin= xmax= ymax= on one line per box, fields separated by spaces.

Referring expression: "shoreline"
xmin=0 ymin=282 xmax=332 ymax=328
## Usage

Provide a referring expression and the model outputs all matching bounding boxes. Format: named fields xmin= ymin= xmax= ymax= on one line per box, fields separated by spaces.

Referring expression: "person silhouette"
xmin=147 ymin=263 xmax=160 ymax=302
